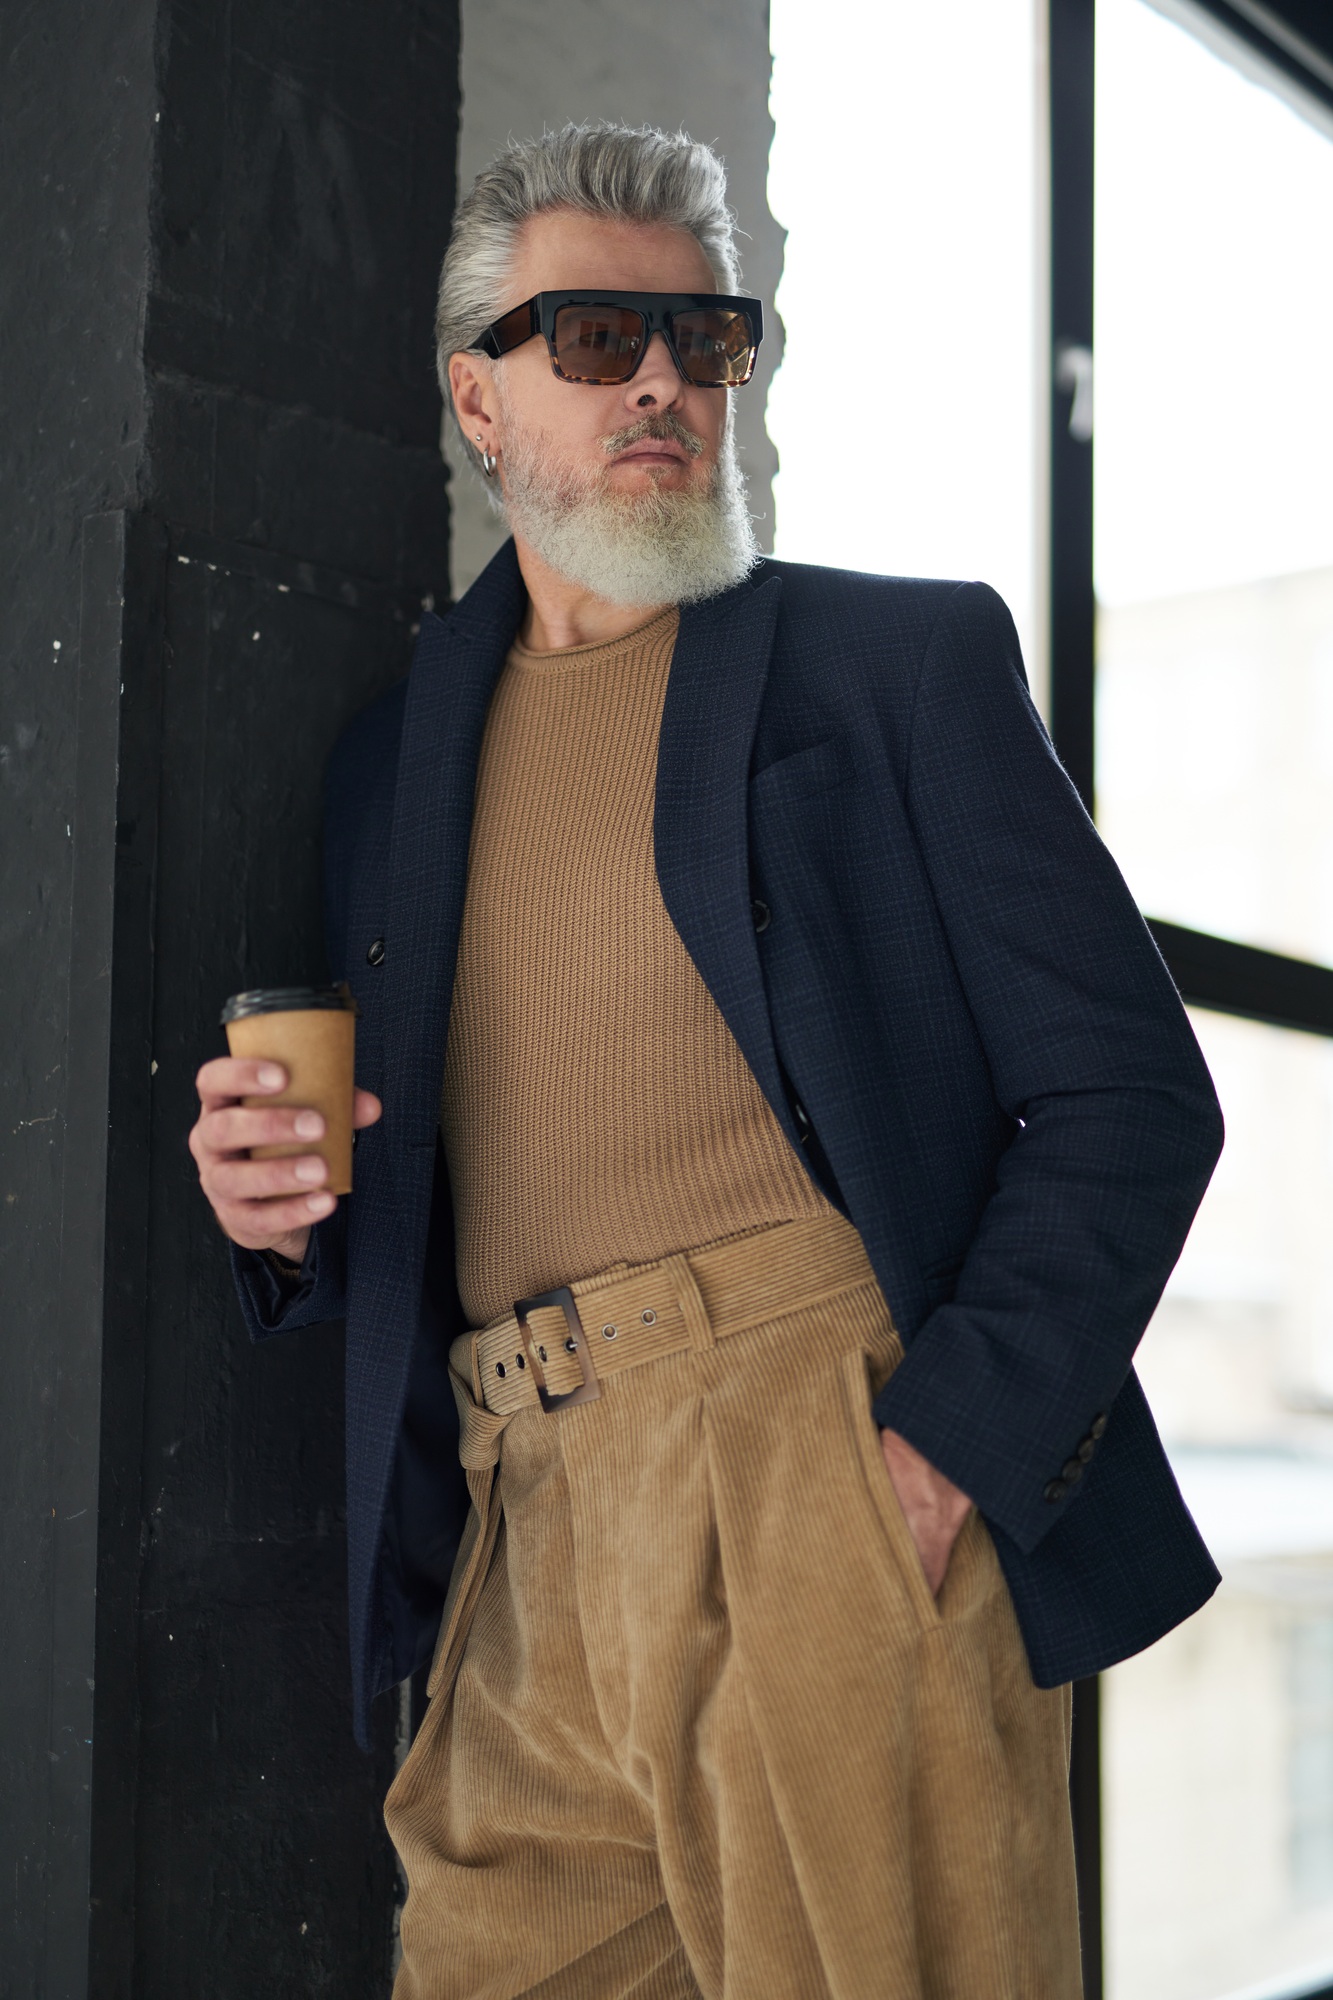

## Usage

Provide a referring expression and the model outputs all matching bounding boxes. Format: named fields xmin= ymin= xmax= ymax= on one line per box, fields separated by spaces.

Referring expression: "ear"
xmin=450 ymin=351 xmax=498 ymax=450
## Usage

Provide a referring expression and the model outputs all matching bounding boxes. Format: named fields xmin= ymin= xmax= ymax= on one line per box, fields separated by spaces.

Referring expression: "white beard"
xmin=494 ymin=402 xmax=759 ymax=608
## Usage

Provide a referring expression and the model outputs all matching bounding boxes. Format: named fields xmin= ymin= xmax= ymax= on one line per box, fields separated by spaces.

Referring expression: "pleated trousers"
xmin=385 ymin=1216 xmax=1081 ymax=1999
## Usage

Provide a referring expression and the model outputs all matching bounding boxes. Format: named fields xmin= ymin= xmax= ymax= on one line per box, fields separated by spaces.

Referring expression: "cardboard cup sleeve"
xmin=225 ymin=1008 xmax=356 ymax=1196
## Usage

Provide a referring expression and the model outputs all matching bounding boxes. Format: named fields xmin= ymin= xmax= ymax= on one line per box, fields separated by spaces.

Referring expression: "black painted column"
xmin=1 ymin=4 xmax=458 ymax=1993
xmin=1048 ymin=5 xmax=1103 ymax=1996
xmin=1049 ymin=0 xmax=1097 ymax=817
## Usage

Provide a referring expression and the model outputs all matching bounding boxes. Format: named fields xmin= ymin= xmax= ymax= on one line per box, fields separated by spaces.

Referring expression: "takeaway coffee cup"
xmin=220 ymin=983 xmax=360 ymax=1196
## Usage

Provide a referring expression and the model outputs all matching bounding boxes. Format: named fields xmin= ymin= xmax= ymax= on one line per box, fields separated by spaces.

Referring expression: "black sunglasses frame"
xmin=473 ymin=291 xmax=764 ymax=388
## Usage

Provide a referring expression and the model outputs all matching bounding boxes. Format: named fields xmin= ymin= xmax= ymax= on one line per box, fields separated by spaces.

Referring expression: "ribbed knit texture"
xmin=440 ymin=604 xmax=834 ymax=1330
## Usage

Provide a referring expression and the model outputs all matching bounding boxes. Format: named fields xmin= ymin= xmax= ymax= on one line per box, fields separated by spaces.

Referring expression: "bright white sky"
xmin=767 ymin=0 xmax=1039 ymax=661
xmin=766 ymin=0 xmax=1333 ymax=639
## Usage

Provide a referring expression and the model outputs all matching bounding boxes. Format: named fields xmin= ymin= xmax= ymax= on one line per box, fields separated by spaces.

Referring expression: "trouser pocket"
xmin=841 ymin=1337 xmax=950 ymax=1633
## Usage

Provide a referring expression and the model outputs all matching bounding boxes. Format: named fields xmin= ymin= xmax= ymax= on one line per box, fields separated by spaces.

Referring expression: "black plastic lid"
xmin=220 ymin=981 xmax=359 ymax=1025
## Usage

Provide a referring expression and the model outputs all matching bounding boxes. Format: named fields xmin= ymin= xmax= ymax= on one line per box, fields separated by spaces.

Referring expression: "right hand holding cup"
xmin=190 ymin=1058 xmax=383 ymax=1263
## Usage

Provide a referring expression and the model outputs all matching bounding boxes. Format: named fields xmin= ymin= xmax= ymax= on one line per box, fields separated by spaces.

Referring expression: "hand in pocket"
xmin=878 ymin=1426 xmax=973 ymax=1595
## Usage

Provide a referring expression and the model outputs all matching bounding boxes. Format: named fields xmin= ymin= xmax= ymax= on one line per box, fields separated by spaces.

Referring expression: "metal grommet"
xmin=495 ymin=1361 xmax=507 ymax=1378
xmin=601 ymin=1323 xmax=618 ymax=1341
xmin=515 ymin=1352 xmax=526 ymax=1369
xmin=564 ymin=1337 xmax=578 ymax=1353
xmin=641 ymin=1308 xmax=656 ymax=1325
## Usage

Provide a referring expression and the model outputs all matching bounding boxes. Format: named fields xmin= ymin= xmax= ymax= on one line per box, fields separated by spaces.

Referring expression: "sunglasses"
xmin=474 ymin=291 xmax=764 ymax=388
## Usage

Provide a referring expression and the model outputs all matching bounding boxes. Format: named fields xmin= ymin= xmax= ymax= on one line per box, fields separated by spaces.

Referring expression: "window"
xmin=1103 ymin=1009 xmax=1333 ymax=1998
xmin=1094 ymin=0 xmax=1333 ymax=969
xmin=1095 ymin=5 xmax=1333 ymax=1996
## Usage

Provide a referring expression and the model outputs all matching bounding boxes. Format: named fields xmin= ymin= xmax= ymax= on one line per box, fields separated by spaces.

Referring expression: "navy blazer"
xmin=231 ymin=539 xmax=1224 ymax=1748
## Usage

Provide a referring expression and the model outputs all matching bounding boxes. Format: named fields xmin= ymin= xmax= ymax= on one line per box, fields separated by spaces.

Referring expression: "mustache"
xmin=599 ymin=411 xmax=706 ymax=460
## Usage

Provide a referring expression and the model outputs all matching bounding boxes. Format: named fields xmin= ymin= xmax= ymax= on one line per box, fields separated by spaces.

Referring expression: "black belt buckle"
xmin=514 ymin=1285 xmax=602 ymax=1412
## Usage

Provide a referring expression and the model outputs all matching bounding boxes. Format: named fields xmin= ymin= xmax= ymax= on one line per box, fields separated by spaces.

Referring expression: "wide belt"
xmin=458 ymin=1210 xmax=878 ymax=1419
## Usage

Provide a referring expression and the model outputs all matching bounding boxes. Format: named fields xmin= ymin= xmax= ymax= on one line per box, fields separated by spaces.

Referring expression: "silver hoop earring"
xmin=475 ymin=433 xmax=497 ymax=479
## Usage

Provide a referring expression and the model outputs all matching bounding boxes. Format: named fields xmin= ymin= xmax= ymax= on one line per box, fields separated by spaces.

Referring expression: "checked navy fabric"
xmin=231 ymin=540 xmax=1223 ymax=1747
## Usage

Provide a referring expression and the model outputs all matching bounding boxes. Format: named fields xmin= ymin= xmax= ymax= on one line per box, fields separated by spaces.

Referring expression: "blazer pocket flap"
xmin=749 ymin=734 xmax=850 ymax=803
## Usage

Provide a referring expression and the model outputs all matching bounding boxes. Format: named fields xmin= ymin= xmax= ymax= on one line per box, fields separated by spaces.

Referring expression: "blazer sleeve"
xmin=229 ymin=1202 xmax=349 ymax=1340
xmin=870 ymin=581 xmax=1224 ymax=1555
xmin=226 ymin=720 xmax=360 ymax=1342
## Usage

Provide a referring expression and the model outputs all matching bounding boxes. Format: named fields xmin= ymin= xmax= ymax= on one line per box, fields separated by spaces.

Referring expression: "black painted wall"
xmin=1 ymin=4 xmax=459 ymax=1993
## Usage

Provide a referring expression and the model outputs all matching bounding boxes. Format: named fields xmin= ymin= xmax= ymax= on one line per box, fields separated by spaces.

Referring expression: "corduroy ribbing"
xmin=385 ymin=1217 xmax=1081 ymax=1999
xmin=440 ymin=603 xmax=835 ymax=1330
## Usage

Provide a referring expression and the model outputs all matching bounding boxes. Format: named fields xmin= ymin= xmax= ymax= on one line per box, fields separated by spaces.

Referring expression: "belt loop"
xmin=663 ymin=1252 xmax=715 ymax=1351
xmin=469 ymin=1332 xmax=484 ymax=1404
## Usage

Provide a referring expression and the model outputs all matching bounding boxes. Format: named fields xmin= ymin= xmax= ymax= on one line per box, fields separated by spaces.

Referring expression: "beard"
xmin=492 ymin=399 xmax=759 ymax=608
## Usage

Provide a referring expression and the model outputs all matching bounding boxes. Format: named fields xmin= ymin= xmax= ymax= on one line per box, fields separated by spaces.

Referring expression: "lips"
xmin=612 ymin=441 xmax=690 ymax=465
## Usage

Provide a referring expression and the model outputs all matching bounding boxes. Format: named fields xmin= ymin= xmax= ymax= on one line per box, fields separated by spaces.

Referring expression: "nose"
xmin=623 ymin=329 xmax=682 ymax=411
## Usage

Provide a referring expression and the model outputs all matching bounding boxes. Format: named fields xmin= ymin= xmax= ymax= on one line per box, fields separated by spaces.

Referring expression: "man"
xmin=191 ymin=122 xmax=1223 ymax=1997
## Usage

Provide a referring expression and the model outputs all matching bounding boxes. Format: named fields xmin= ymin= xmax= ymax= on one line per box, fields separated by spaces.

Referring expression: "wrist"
xmin=879 ymin=1425 xmax=972 ymax=1525
xmin=269 ymin=1223 xmax=311 ymax=1265
xmin=263 ymin=1224 xmax=311 ymax=1279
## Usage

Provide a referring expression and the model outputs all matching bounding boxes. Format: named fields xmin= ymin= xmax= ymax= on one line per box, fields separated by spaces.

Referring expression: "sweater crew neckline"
xmin=508 ymin=603 xmax=680 ymax=673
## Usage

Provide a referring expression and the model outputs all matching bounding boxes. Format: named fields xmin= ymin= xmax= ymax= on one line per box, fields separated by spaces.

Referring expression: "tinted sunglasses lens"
xmin=670 ymin=308 xmax=756 ymax=386
xmin=552 ymin=304 xmax=646 ymax=382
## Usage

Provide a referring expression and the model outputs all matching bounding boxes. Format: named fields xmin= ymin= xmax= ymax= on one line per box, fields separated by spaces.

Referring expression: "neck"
xmin=511 ymin=530 xmax=670 ymax=651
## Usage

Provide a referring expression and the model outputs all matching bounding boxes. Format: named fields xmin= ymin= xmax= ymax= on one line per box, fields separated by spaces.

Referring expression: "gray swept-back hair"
xmin=435 ymin=122 xmax=742 ymax=472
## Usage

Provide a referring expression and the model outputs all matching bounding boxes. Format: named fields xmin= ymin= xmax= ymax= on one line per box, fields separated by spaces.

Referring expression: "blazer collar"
xmin=380 ymin=542 xmax=797 ymax=1223
xmin=380 ymin=542 xmax=526 ymax=1208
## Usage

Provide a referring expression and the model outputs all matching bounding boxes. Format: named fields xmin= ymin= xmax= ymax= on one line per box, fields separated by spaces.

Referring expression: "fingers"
xmin=189 ymin=1105 xmax=323 ymax=1173
xmin=194 ymin=1060 xmax=381 ymax=1125
xmin=221 ymin=1189 xmax=336 ymax=1252
xmin=196 ymin=1102 xmax=324 ymax=1154
xmin=190 ymin=1055 xmax=381 ymax=1255
xmin=195 ymin=1056 xmax=288 ymax=1109
xmin=207 ymin=1149 xmax=330 ymax=1203
xmin=202 ymin=1144 xmax=336 ymax=1250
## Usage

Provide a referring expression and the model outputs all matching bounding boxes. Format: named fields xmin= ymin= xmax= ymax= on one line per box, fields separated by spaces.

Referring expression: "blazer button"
xmin=1077 ymin=1438 xmax=1095 ymax=1463
xmin=751 ymin=899 xmax=771 ymax=933
xmin=1090 ymin=1412 xmax=1108 ymax=1440
xmin=366 ymin=936 xmax=386 ymax=966
xmin=1044 ymin=1478 xmax=1067 ymax=1503
xmin=1061 ymin=1458 xmax=1084 ymax=1484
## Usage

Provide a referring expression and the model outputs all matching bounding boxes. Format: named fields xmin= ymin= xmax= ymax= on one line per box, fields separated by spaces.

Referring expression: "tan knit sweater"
xmin=439 ymin=604 xmax=835 ymax=1329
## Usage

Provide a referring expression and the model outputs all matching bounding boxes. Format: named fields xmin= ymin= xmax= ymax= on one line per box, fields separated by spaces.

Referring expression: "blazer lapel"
xmin=380 ymin=542 xmax=526 ymax=1221
xmin=655 ymin=571 xmax=801 ymax=1153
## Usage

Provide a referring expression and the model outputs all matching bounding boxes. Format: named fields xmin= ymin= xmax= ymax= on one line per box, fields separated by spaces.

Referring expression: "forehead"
xmin=506 ymin=209 xmax=720 ymax=301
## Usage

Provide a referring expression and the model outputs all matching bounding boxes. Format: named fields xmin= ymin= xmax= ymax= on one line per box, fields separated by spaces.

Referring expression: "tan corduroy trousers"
xmin=385 ymin=1214 xmax=1081 ymax=2000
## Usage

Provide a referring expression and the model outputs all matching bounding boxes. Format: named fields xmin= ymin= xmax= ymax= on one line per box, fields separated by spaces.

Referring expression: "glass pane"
xmin=767 ymin=0 xmax=1041 ymax=677
xmin=1094 ymin=0 xmax=1333 ymax=967
xmin=1103 ymin=1009 xmax=1333 ymax=2000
